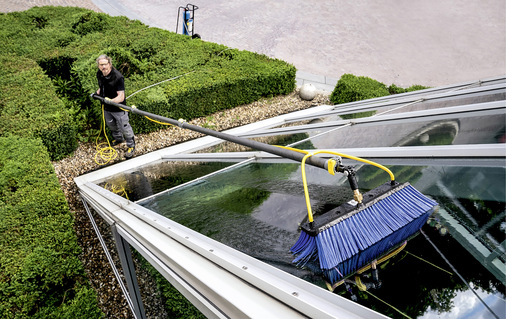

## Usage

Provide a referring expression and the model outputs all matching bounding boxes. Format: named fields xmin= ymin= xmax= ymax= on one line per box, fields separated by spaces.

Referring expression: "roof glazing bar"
xmin=161 ymin=144 xmax=505 ymax=162
xmin=242 ymin=101 xmax=505 ymax=138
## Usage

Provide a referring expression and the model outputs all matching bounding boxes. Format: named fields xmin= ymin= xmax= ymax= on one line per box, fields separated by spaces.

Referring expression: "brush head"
xmin=292 ymin=181 xmax=438 ymax=283
xmin=300 ymin=181 xmax=411 ymax=236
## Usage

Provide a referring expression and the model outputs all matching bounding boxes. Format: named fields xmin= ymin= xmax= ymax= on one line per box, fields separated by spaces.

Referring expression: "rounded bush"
xmin=330 ymin=74 xmax=389 ymax=105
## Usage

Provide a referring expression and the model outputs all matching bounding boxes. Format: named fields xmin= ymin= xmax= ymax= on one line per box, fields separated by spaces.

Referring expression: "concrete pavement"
xmin=2 ymin=0 xmax=505 ymax=91
xmin=91 ymin=0 xmax=506 ymax=90
xmin=1 ymin=0 xmax=100 ymax=13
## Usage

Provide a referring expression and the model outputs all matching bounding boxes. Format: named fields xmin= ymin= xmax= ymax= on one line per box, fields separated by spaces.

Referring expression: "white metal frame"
xmin=78 ymin=182 xmax=386 ymax=318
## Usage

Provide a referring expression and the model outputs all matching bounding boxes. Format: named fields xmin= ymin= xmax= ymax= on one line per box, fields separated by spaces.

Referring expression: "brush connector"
xmin=353 ymin=189 xmax=363 ymax=203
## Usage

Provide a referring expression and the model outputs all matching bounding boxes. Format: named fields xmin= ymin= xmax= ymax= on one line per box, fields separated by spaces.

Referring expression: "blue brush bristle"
xmin=291 ymin=184 xmax=438 ymax=284
xmin=291 ymin=231 xmax=317 ymax=265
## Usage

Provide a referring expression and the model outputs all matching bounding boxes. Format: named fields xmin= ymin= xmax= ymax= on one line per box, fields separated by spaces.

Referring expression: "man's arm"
xmin=110 ymin=90 xmax=125 ymax=104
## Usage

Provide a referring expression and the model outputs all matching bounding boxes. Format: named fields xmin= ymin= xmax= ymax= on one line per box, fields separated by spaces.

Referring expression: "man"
xmin=96 ymin=54 xmax=136 ymax=158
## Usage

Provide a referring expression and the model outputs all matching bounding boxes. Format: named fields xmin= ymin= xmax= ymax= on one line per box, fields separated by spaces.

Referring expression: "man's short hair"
xmin=96 ymin=54 xmax=112 ymax=66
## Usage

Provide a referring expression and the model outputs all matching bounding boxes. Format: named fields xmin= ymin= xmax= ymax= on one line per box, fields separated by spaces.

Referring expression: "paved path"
xmin=1 ymin=0 xmax=100 ymax=13
xmin=2 ymin=0 xmax=505 ymax=91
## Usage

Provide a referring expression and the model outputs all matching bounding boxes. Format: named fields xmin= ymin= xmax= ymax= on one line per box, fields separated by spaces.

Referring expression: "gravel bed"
xmin=53 ymin=90 xmax=330 ymax=318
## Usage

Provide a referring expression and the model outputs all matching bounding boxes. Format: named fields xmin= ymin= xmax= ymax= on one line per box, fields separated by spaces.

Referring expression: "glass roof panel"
xmin=190 ymin=109 xmax=505 ymax=153
xmin=305 ymin=113 xmax=505 ymax=149
xmin=95 ymin=78 xmax=506 ymax=318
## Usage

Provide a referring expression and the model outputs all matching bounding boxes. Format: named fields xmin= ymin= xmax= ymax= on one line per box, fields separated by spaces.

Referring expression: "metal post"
xmin=81 ymin=198 xmax=141 ymax=319
xmin=111 ymin=225 xmax=147 ymax=319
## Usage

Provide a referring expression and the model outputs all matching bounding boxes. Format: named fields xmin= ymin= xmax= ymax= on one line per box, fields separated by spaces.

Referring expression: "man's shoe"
xmin=125 ymin=147 xmax=135 ymax=159
xmin=112 ymin=139 xmax=124 ymax=146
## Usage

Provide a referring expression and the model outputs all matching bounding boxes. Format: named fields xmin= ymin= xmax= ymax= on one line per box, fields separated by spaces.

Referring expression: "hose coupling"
xmin=353 ymin=189 xmax=363 ymax=204
xmin=327 ymin=156 xmax=342 ymax=176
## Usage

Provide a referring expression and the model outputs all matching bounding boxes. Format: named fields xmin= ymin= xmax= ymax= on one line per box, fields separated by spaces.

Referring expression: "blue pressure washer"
xmin=176 ymin=4 xmax=201 ymax=39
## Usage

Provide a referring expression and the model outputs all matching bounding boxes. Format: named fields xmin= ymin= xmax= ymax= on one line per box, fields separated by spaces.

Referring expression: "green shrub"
xmin=388 ymin=84 xmax=406 ymax=95
xmin=0 ymin=136 xmax=102 ymax=318
xmin=0 ymin=54 xmax=78 ymax=160
xmin=406 ymin=84 xmax=430 ymax=92
xmin=330 ymin=74 xmax=390 ymax=105
xmin=77 ymin=46 xmax=295 ymax=134
xmin=54 ymin=285 xmax=104 ymax=319
xmin=1 ymin=7 xmax=295 ymax=141
xmin=71 ymin=11 xmax=110 ymax=36
xmin=330 ymin=74 xmax=430 ymax=119
xmin=388 ymin=83 xmax=430 ymax=94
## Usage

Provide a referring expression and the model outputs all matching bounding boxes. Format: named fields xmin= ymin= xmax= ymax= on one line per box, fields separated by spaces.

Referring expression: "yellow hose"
xmin=301 ymin=152 xmax=316 ymax=223
xmin=326 ymin=241 xmax=408 ymax=291
xmin=145 ymin=116 xmax=172 ymax=126
xmin=104 ymin=182 xmax=130 ymax=200
xmin=357 ymin=241 xmax=407 ymax=274
xmin=277 ymin=145 xmax=396 ymax=224
xmin=355 ymin=276 xmax=368 ymax=291
xmin=276 ymin=145 xmax=395 ymax=181
xmin=94 ymin=103 xmax=177 ymax=166
xmin=94 ymin=104 xmax=118 ymax=165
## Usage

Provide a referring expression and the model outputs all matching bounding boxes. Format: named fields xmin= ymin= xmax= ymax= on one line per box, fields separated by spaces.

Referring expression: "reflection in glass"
xmin=103 ymin=159 xmax=505 ymax=319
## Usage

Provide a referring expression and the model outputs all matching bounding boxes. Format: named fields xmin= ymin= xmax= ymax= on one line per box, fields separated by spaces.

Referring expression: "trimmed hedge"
xmin=0 ymin=136 xmax=103 ymax=318
xmin=0 ymin=6 xmax=296 ymax=143
xmin=0 ymin=54 xmax=78 ymax=161
xmin=73 ymin=44 xmax=296 ymax=133
xmin=329 ymin=74 xmax=430 ymax=119
xmin=330 ymin=73 xmax=430 ymax=105
xmin=330 ymin=74 xmax=390 ymax=105
xmin=72 ymin=30 xmax=296 ymax=134
xmin=388 ymin=83 xmax=430 ymax=95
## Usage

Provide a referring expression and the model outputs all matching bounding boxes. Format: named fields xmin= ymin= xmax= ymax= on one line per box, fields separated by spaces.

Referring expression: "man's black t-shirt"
xmin=97 ymin=68 xmax=126 ymax=112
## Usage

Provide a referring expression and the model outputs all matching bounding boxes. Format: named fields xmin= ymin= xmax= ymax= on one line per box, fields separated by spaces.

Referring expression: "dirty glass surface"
xmin=102 ymin=156 xmax=505 ymax=319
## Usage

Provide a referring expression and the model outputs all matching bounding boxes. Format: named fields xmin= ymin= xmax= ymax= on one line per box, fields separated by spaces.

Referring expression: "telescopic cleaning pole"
xmin=91 ymin=94 xmax=333 ymax=171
